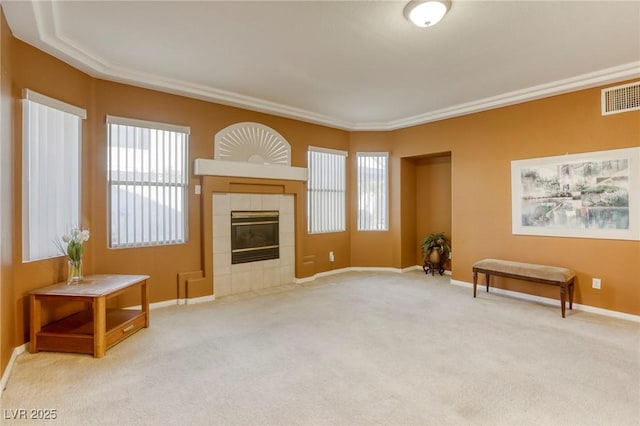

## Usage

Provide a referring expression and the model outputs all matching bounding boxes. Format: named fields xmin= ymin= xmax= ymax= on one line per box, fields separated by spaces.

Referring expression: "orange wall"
xmin=414 ymin=155 xmax=452 ymax=269
xmin=2 ymin=11 xmax=639 ymax=379
xmin=393 ymin=89 xmax=640 ymax=315
xmin=1 ymin=8 xmax=14 ymax=377
xmin=349 ymin=132 xmax=395 ymax=267
xmin=399 ymin=158 xmax=417 ymax=269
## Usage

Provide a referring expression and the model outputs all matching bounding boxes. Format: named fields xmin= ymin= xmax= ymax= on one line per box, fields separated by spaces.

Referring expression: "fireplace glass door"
xmin=231 ymin=211 xmax=279 ymax=264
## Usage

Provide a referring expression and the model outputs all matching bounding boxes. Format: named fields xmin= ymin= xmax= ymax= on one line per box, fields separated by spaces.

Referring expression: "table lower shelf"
xmin=35 ymin=309 xmax=146 ymax=355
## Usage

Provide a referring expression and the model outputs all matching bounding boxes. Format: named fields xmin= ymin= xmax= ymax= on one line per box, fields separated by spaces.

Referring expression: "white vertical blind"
xmin=107 ymin=116 xmax=189 ymax=247
xmin=22 ymin=93 xmax=85 ymax=262
xmin=307 ymin=147 xmax=347 ymax=233
xmin=357 ymin=152 xmax=389 ymax=231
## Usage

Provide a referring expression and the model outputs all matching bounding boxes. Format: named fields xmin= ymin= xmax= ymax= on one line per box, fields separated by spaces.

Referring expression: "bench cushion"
xmin=473 ymin=258 xmax=575 ymax=283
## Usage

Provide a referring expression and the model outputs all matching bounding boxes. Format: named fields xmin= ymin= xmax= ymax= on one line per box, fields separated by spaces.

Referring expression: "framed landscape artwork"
xmin=511 ymin=147 xmax=640 ymax=241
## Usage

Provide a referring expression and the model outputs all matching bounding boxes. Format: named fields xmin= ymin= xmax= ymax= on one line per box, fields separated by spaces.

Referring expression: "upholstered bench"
xmin=472 ymin=259 xmax=576 ymax=318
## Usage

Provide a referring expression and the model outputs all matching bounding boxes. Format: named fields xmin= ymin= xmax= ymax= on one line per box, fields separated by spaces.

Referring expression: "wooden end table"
xmin=30 ymin=274 xmax=150 ymax=358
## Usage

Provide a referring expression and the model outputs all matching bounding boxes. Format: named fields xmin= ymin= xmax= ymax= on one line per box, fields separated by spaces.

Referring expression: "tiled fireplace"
xmin=212 ymin=193 xmax=295 ymax=297
xmin=191 ymin=121 xmax=306 ymax=301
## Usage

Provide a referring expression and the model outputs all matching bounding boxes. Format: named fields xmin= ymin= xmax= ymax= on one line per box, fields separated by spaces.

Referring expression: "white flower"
xmin=54 ymin=226 xmax=90 ymax=262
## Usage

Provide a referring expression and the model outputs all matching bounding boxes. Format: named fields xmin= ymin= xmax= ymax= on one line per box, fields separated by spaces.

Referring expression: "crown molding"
xmin=11 ymin=1 xmax=640 ymax=132
xmin=383 ymin=61 xmax=640 ymax=131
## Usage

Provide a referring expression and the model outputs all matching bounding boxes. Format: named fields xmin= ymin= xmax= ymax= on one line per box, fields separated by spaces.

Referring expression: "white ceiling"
xmin=3 ymin=0 xmax=640 ymax=130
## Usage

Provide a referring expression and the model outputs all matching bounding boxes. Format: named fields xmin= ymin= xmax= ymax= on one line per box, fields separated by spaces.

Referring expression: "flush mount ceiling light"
xmin=404 ymin=0 xmax=451 ymax=28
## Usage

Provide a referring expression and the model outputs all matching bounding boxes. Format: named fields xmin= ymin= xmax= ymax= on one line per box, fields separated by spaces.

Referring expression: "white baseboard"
xmin=1 ymin=342 xmax=28 ymax=396
xmin=185 ymin=294 xmax=215 ymax=305
xmin=403 ymin=265 xmax=423 ymax=273
xmin=126 ymin=295 xmax=216 ymax=310
xmin=295 ymin=267 xmax=350 ymax=283
xmin=451 ymin=279 xmax=640 ymax=323
xmin=124 ymin=298 xmax=184 ymax=311
xmin=152 ymin=299 xmax=184 ymax=309
xmin=348 ymin=266 xmax=405 ymax=273
xmin=295 ymin=265 xmax=427 ymax=284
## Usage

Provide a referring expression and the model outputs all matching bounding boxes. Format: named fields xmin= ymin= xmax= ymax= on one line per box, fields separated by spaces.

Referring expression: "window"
xmin=307 ymin=146 xmax=347 ymax=233
xmin=357 ymin=152 xmax=389 ymax=231
xmin=22 ymin=90 xmax=86 ymax=262
xmin=107 ymin=116 xmax=189 ymax=248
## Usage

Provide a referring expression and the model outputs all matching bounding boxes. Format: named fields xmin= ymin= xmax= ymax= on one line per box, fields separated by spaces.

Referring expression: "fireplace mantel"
xmin=194 ymin=159 xmax=308 ymax=181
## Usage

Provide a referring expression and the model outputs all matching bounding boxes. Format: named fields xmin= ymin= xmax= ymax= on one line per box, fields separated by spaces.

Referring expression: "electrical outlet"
xmin=592 ymin=278 xmax=601 ymax=289
xmin=194 ymin=184 xmax=201 ymax=195
xmin=329 ymin=251 xmax=335 ymax=262
xmin=448 ymin=251 xmax=452 ymax=260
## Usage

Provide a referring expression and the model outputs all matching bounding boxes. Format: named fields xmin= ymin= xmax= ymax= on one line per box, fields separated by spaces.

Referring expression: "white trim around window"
xmin=22 ymin=90 xmax=86 ymax=262
xmin=106 ymin=115 xmax=190 ymax=135
xmin=308 ymin=145 xmax=348 ymax=157
xmin=107 ymin=115 xmax=189 ymax=248
xmin=23 ymin=89 xmax=87 ymax=119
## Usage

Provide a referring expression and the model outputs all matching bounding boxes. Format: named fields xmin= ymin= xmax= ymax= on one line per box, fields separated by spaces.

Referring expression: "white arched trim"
xmin=215 ymin=122 xmax=291 ymax=166
xmin=195 ymin=122 xmax=306 ymax=181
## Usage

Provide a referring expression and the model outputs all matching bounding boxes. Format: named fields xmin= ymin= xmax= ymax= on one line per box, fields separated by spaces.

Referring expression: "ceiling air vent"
xmin=601 ymin=81 xmax=640 ymax=115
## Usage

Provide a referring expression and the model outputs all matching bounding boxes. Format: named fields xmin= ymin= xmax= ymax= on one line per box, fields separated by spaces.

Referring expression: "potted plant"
xmin=421 ymin=232 xmax=451 ymax=275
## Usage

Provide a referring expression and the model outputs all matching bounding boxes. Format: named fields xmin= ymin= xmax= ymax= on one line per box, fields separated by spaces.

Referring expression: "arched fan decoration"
xmin=214 ymin=122 xmax=291 ymax=166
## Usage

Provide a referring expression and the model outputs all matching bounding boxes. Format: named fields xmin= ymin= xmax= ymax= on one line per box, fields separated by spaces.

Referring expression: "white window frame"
xmin=307 ymin=146 xmax=347 ymax=234
xmin=107 ymin=116 xmax=189 ymax=248
xmin=356 ymin=152 xmax=389 ymax=231
xmin=22 ymin=89 xmax=86 ymax=262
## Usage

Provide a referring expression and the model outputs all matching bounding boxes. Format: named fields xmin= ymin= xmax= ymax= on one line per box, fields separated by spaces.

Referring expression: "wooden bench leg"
xmin=486 ymin=274 xmax=490 ymax=293
xmin=560 ymin=284 xmax=566 ymax=318
xmin=568 ymin=279 xmax=574 ymax=311
xmin=473 ymin=270 xmax=478 ymax=297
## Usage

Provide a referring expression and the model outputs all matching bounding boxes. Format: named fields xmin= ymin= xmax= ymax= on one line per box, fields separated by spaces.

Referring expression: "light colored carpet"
xmin=2 ymin=271 xmax=639 ymax=425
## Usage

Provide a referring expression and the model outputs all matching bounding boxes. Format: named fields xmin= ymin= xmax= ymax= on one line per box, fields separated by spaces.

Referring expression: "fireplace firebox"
xmin=231 ymin=211 xmax=279 ymax=264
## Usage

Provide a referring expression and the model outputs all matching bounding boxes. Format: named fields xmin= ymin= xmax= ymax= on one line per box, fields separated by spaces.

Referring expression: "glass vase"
xmin=67 ymin=259 xmax=83 ymax=285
